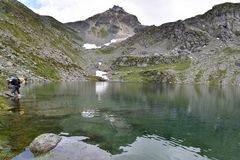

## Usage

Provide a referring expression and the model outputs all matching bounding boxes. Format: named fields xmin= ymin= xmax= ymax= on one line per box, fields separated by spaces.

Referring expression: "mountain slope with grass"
xmin=0 ymin=0 xmax=87 ymax=85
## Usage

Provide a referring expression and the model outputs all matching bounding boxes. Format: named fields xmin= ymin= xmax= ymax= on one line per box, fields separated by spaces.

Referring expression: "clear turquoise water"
xmin=1 ymin=82 xmax=240 ymax=160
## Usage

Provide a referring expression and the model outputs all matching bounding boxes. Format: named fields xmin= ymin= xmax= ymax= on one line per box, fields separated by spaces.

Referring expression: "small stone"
xmin=219 ymin=64 xmax=227 ymax=71
xmin=4 ymin=61 xmax=13 ymax=67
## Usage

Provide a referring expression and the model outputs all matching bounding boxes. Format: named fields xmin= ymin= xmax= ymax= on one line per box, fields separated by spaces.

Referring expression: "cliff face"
xmin=0 ymin=0 xmax=86 ymax=82
xmin=186 ymin=3 xmax=240 ymax=41
xmin=66 ymin=5 xmax=144 ymax=45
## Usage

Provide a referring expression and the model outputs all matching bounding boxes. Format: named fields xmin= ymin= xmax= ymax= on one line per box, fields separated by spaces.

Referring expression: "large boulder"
xmin=29 ymin=133 xmax=62 ymax=154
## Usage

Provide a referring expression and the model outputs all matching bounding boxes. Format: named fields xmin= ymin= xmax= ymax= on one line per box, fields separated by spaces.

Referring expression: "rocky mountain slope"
xmin=66 ymin=5 xmax=144 ymax=46
xmin=86 ymin=2 xmax=240 ymax=85
xmin=0 ymin=0 xmax=87 ymax=84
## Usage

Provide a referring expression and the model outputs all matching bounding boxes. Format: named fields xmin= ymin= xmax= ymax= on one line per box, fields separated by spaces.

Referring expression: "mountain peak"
xmin=110 ymin=5 xmax=125 ymax=12
xmin=66 ymin=5 xmax=143 ymax=45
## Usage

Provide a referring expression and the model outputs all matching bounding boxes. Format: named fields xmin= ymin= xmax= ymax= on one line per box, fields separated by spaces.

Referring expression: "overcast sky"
xmin=18 ymin=0 xmax=240 ymax=25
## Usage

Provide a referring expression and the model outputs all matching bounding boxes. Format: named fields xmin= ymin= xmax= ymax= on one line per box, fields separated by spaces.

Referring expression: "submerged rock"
xmin=29 ymin=133 xmax=62 ymax=154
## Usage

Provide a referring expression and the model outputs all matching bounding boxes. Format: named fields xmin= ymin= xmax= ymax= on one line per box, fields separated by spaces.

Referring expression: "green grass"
xmin=0 ymin=74 xmax=7 ymax=89
xmin=91 ymin=27 xmax=97 ymax=34
xmin=98 ymin=28 xmax=108 ymax=38
xmin=91 ymin=27 xmax=108 ymax=38
xmin=0 ymin=69 xmax=8 ymax=89
xmin=98 ymin=46 xmax=118 ymax=54
xmin=123 ymin=73 xmax=144 ymax=82
xmin=0 ymin=97 xmax=10 ymax=110
xmin=118 ymin=60 xmax=191 ymax=72
xmin=50 ymin=35 xmax=83 ymax=62
xmin=194 ymin=70 xmax=204 ymax=83
xmin=0 ymin=21 xmax=34 ymax=44
xmin=178 ymin=72 xmax=186 ymax=82
xmin=117 ymin=59 xmax=191 ymax=83
xmin=223 ymin=47 xmax=240 ymax=55
xmin=175 ymin=60 xmax=192 ymax=71
xmin=208 ymin=70 xmax=226 ymax=85
xmin=29 ymin=55 xmax=60 ymax=80
xmin=3 ymin=38 xmax=60 ymax=80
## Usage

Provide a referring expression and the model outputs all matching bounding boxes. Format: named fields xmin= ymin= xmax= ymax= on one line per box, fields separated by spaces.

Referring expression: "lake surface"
xmin=1 ymin=82 xmax=240 ymax=160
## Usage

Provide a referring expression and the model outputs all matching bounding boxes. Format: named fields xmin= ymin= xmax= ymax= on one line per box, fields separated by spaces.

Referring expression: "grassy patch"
xmin=174 ymin=60 xmax=192 ymax=71
xmin=98 ymin=46 xmax=117 ymax=54
xmin=223 ymin=47 xmax=240 ymax=55
xmin=0 ymin=97 xmax=10 ymax=110
xmin=208 ymin=70 xmax=226 ymax=85
xmin=116 ymin=59 xmax=190 ymax=83
xmin=178 ymin=72 xmax=186 ymax=82
xmin=91 ymin=27 xmax=108 ymax=38
xmin=50 ymin=36 xmax=82 ymax=62
xmin=30 ymin=56 xmax=59 ymax=80
xmin=194 ymin=70 xmax=204 ymax=83
xmin=216 ymin=70 xmax=226 ymax=79
xmin=123 ymin=73 xmax=144 ymax=82
xmin=0 ymin=21 xmax=34 ymax=44
xmin=208 ymin=76 xmax=218 ymax=85
xmin=118 ymin=60 xmax=191 ymax=73
xmin=98 ymin=28 xmax=108 ymax=38
xmin=2 ymin=40 xmax=60 ymax=80
xmin=91 ymin=27 xmax=97 ymax=34
xmin=122 ymin=70 xmax=176 ymax=83
xmin=0 ymin=74 xmax=7 ymax=90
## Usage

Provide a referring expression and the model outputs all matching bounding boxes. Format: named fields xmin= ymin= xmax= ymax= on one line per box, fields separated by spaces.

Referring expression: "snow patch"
xmin=96 ymin=70 xmax=109 ymax=81
xmin=83 ymin=37 xmax=129 ymax=49
xmin=83 ymin=43 xmax=101 ymax=49
xmin=104 ymin=38 xmax=128 ymax=46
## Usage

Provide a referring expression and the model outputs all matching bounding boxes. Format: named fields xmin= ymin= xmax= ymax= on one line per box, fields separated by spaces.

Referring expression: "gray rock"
xmin=219 ymin=64 xmax=227 ymax=71
xmin=29 ymin=133 xmax=62 ymax=154
xmin=4 ymin=61 xmax=13 ymax=67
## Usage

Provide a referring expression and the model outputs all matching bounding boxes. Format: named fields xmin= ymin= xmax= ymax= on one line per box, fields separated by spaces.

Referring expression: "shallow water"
xmin=1 ymin=82 xmax=240 ymax=160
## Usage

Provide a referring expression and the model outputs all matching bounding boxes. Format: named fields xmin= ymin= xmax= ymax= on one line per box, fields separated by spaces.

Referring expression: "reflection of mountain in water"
xmin=1 ymin=83 xmax=240 ymax=159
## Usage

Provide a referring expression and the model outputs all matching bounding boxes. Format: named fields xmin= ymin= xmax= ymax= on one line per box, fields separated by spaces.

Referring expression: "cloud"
xmin=18 ymin=0 xmax=240 ymax=25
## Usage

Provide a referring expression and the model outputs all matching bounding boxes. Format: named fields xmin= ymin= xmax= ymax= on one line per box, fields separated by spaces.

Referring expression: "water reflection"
xmin=95 ymin=82 xmax=108 ymax=101
xmin=113 ymin=135 xmax=210 ymax=160
xmin=8 ymin=98 xmax=25 ymax=115
xmin=81 ymin=110 xmax=99 ymax=118
xmin=1 ymin=82 xmax=240 ymax=160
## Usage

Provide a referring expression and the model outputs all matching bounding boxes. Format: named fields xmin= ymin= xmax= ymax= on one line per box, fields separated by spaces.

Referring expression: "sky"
xmin=18 ymin=0 xmax=240 ymax=25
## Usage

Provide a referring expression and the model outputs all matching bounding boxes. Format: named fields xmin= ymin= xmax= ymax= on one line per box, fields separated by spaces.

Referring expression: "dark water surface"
xmin=1 ymin=82 xmax=240 ymax=160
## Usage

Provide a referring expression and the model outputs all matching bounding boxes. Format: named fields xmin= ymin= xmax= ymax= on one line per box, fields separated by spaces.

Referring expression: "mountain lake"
xmin=0 ymin=82 xmax=240 ymax=160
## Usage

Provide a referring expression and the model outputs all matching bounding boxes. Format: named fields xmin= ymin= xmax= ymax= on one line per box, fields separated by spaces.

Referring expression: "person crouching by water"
xmin=7 ymin=76 xmax=24 ymax=98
